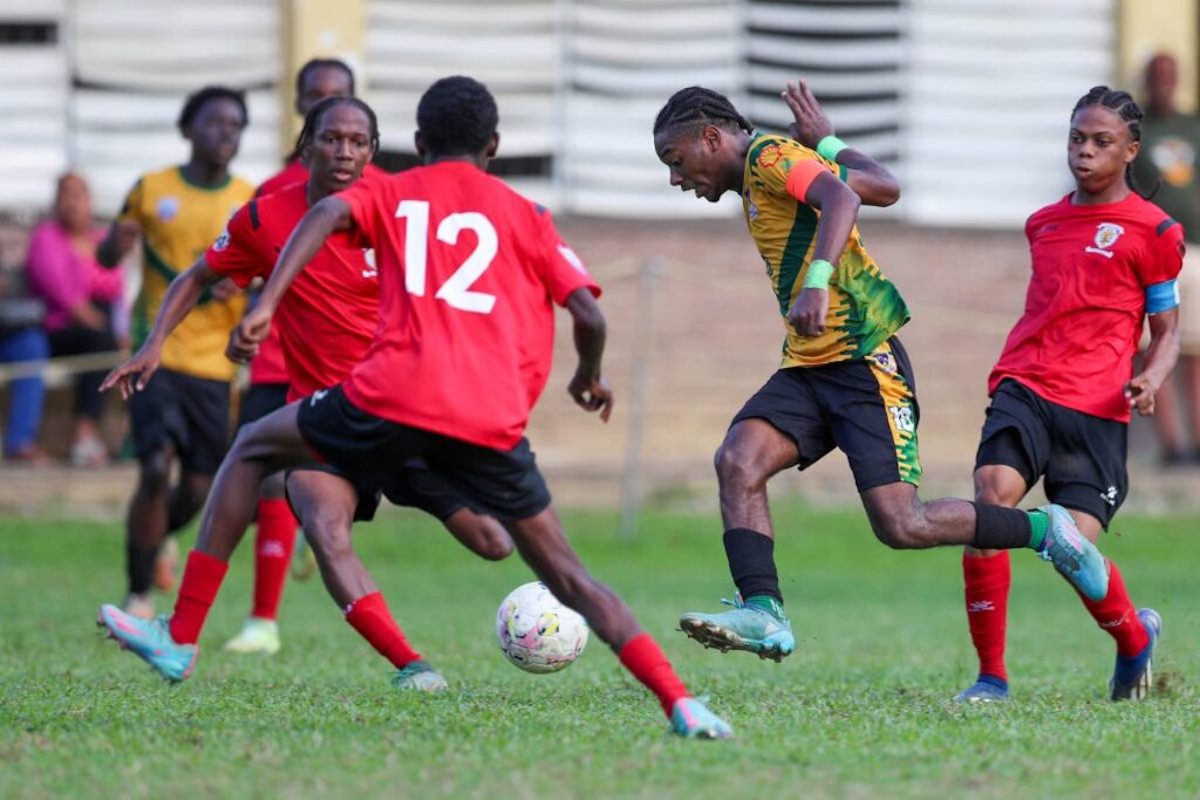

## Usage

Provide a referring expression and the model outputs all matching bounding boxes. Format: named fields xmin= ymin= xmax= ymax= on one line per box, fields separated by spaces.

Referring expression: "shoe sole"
xmin=1113 ymin=610 xmax=1160 ymax=701
xmin=678 ymin=617 xmax=793 ymax=662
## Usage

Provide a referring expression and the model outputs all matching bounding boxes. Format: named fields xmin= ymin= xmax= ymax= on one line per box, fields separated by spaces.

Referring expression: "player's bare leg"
xmin=680 ymin=419 xmax=799 ymax=660
xmin=444 ymin=510 xmax=512 ymax=561
xmin=505 ymin=507 xmax=731 ymax=738
xmin=286 ymin=469 xmax=446 ymax=691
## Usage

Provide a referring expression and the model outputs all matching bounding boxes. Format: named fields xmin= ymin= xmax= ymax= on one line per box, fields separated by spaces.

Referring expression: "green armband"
xmin=816 ymin=135 xmax=847 ymax=162
xmin=802 ymin=259 xmax=835 ymax=290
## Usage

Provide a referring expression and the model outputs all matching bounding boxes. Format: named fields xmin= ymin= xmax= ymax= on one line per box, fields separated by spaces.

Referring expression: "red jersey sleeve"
xmin=335 ymin=179 xmax=383 ymax=245
xmin=535 ymin=208 xmax=601 ymax=305
xmin=1137 ymin=217 xmax=1185 ymax=287
xmin=204 ymin=200 xmax=269 ymax=288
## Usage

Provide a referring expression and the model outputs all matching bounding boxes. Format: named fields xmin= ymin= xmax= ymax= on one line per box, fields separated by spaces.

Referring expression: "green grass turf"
xmin=1 ymin=503 xmax=1197 ymax=799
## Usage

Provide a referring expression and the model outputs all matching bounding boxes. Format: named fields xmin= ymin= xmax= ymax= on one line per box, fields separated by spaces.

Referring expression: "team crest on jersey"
xmin=557 ymin=244 xmax=588 ymax=275
xmin=1085 ymin=222 xmax=1124 ymax=258
xmin=756 ymin=144 xmax=782 ymax=169
xmin=212 ymin=226 xmax=230 ymax=252
xmin=362 ymin=248 xmax=377 ymax=279
xmin=156 ymin=196 xmax=180 ymax=222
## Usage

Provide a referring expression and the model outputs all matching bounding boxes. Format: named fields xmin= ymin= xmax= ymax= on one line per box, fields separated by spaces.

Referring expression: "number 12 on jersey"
xmin=395 ymin=200 xmax=498 ymax=314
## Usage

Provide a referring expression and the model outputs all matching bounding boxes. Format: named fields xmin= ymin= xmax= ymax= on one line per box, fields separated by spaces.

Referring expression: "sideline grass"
xmin=1 ymin=504 xmax=1197 ymax=799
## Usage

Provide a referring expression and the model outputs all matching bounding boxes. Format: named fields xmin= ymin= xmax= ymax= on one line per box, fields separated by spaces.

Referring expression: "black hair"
xmin=177 ymin=85 xmax=248 ymax=133
xmin=295 ymin=58 xmax=356 ymax=97
xmin=416 ymin=76 xmax=498 ymax=156
xmin=293 ymin=95 xmax=380 ymax=158
xmin=653 ymin=86 xmax=753 ymax=137
xmin=1072 ymin=85 xmax=1156 ymax=199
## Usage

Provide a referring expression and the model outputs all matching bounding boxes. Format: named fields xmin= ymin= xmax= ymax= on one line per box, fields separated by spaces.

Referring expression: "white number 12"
xmin=395 ymin=200 xmax=498 ymax=314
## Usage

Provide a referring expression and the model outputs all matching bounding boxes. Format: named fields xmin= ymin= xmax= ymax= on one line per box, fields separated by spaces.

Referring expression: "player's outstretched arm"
xmin=564 ymin=287 xmax=613 ymax=422
xmin=1127 ymin=308 xmax=1181 ymax=416
xmin=782 ymin=80 xmax=900 ymax=208
xmin=99 ymin=257 xmax=224 ymax=399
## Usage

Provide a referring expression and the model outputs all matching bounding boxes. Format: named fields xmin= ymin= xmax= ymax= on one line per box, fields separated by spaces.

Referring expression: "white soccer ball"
xmin=495 ymin=581 xmax=589 ymax=673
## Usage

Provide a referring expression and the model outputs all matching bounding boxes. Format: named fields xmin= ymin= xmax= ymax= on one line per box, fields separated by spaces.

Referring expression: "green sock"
xmin=744 ymin=594 xmax=787 ymax=621
xmin=1026 ymin=510 xmax=1049 ymax=551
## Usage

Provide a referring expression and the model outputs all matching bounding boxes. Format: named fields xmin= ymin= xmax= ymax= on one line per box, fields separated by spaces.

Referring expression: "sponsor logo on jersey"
xmin=756 ymin=144 xmax=782 ymax=169
xmin=156 ymin=196 xmax=180 ymax=222
xmin=212 ymin=226 xmax=230 ymax=252
xmin=1085 ymin=222 xmax=1124 ymax=258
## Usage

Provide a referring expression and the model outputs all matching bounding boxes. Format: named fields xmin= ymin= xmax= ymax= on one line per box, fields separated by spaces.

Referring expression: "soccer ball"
xmin=495 ymin=581 xmax=589 ymax=673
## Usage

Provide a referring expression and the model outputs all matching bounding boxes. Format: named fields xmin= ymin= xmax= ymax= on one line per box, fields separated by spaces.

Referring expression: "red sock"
xmin=344 ymin=592 xmax=422 ymax=669
xmin=251 ymin=497 xmax=298 ymax=620
xmin=1078 ymin=559 xmax=1149 ymax=657
xmin=963 ymin=551 xmax=1010 ymax=682
xmin=169 ymin=550 xmax=229 ymax=645
xmin=618 ymin=632 xmax=691 ymax=717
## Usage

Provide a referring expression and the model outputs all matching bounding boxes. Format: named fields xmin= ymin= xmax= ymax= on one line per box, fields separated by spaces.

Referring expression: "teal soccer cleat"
xmin=679 ymin=594 xmax=795 ymax=662
xmin=670 ymin=697 xmax=733 ymax=739
xmin=391 ymin=660 xmax=449 ymax=692
xmin=97 ymin=604 xmax=197 ymax=683
xmin=1035 ymin=504 xmax=1108 ymax=601
xmin=954 ymin=674 xmax=1010 ymax=703
xmin=1111 ymin=608 xmax=1161 ymax=701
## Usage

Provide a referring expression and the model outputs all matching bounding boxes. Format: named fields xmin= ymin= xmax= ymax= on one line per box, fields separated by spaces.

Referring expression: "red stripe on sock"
xmin=344 ymin=592 xmax=422 ymax=669
xmin=1078 ymin=560 xmax=1149 ymax=657
xmin=963 ymin=551 xmax=1010 ymax=683
xmin=169 ymin=550 xmax=229 ymax=645
xmin=250 ymin=497 xmax=299 ymax=620
xmin=618 ymin=632 xmax=691 ymax=717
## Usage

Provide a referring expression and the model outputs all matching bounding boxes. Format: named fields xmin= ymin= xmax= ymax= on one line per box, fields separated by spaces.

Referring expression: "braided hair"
xmin=1072 ymin=85 xmax=1156 ymax=199
xmin=293 ymin=95 xmax=380 ymax=162
xmin=653 ymin=87 xmax=753 ymax=138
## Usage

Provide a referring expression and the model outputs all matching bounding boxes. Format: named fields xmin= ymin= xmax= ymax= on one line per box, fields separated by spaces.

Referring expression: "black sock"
xmin=971 ymin=503 xmax=1033 ymax=550
xmin=723 ymin=528 xmax=782 ymax=603
xmin=126 ymin=541 xmax=157 ymax=595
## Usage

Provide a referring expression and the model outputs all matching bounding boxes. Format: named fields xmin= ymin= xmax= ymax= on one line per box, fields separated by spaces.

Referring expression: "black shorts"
xmin=285 ymin=460 xmax=471 ymax=524
xmin=237 ymin=382 xmax=289 ymax=430
xmin=731 ymin=337 xmax=922 ymax=491
xmin=975 ymin=379 xmax=1128 ymax=527
xmin=129 ymin=367 xmax=230 ymax=475
xmin=296 ymin=385 xmax=550 ymax=522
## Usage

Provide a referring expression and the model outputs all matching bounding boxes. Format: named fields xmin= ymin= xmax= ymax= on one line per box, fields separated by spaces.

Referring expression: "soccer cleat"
xmin=1110 ymin=608 xmax=1161 ymax=701
xmin=291 ymin=530 xmax=317 ymax=581
xmin=670 ymin=697 xmax=733 ymax=739
xmin=678 ymin=594 xmax=795 ymax=662
xmin=222 ymin=617 xmax=281 ymax=655
xmin=1035 ymin=504 xmax=1108 ymax=601
xmin=391 ymin=660 xmax=449 ymax=692
xmin=154 ymin=536 xmax=180 ymax=592
xmin=954 ymin=674 xmax=1010 ymax=703
xmin=96 ymin=604 xmax=197 ymax=682
xmin=122 ymin=592 xmax=155 ymax=620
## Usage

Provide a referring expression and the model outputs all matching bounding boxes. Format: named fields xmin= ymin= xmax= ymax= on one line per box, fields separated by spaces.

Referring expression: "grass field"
xmin=2 ymin=502 xmax=1198 ymax=799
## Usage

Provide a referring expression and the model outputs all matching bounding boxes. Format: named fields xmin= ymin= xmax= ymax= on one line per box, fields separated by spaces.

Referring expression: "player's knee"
xmin=303 ymin=510 xmax=353 ymax=559
xmin=870 ymin=511 xmax=925 ymax=550
xmin=476 ymin=530 xmax=514 ymax=561
xmin=714 ymin=441 xmax=764 ymax=491
xmin=137 ymin=452 xmax=172 ymax=493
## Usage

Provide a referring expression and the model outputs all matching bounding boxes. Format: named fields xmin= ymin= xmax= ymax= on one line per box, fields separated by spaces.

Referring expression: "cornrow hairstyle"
xmin=293 ymin=95 xmax=381 ymax=160
xmin=417 ymin=76 xmax=498 ymax=156
xmin=296 ymin=58 xmax=356 ymax=97
xmin=653 ymin=86 xmax=753 ymax=137
xmin=177 ymin=85 xmax=248 ymax=133
xmin=1072 ymin=85 xmax=1157 ymax=199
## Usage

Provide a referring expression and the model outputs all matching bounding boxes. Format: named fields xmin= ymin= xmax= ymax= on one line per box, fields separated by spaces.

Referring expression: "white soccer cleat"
xmin=222 ymin=617 xmax=281 ymax=655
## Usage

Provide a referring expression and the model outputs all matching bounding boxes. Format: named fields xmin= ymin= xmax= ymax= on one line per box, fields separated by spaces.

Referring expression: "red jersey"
xmin=205 ymin=182 xmax=379 ymax=400
xmin=990 ymin=192 xmax=1184 ymax=422
xmin=336 ymin=161 xmax=600 ymax=449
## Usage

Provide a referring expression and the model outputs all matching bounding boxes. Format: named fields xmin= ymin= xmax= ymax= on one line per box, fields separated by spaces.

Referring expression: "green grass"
xmin=1 ymin=503 xmax=1198 ymax=799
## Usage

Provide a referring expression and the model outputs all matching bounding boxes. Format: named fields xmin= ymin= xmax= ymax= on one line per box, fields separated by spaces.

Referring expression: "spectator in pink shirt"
xmin=25 ymin=172 xmax=123 ymax=466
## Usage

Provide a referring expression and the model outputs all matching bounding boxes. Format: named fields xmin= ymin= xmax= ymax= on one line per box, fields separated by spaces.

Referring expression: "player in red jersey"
xmin=100 ymin=76 xmax=732 ymax=739
xmin=101 ymin=96 xmax=511 ymax=690
xmin=955 ymin=86 xmax=1181 ymax=704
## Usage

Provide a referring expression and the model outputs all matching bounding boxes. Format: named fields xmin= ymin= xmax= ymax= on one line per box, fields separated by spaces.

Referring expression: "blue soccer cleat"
xmin=391 ymin=659 xmax=449 ymax=692
xmin=97 ymin=604 xmax=197 ymax=683
xmin=1035 ymin=504 xmax=1108 ymax=601
xmin=954 ymin=674 xmax=1010 ymax=703
xmin=670 ymin=697 xmax=733 ymax=739
xmin=1110 ymin=608 xmax=1161 ymax=701
xmin=679 ymin=593 xmax=795 ymax=662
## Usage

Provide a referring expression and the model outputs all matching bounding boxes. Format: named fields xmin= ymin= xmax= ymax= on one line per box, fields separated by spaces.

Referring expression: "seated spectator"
xmin=25 ymin=172 xmax=123 ymax=466
xmin=0 ymin=273 xmax=48 ymax=462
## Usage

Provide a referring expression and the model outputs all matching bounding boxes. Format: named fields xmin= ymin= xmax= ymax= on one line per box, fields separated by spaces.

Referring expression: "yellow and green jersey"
xmin=119 ymin=166 xmax=253 ymax=382
xmin=741 ymin=133 xmax=910 ymax=367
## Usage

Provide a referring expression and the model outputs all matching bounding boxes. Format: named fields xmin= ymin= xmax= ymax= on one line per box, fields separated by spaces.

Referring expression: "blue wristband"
xmin=816 ymin=135 xmax=847 ymax=162
xmin=1146 ymin=279 xmax=1180 ymax=314
xmin=803 ymin=259 xmax=835 ymax=290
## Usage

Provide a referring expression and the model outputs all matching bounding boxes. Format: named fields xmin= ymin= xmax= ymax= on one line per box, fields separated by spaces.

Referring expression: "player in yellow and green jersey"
xmin=97 ymin=86 xmax=253 ymax=618
xmin=652 ymin=81 xmax=1109 ymax=663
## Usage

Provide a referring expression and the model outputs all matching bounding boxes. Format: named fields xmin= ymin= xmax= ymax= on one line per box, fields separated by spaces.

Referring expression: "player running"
xmin=652 ymin=82 xmax=1108 ymax=662
xmin=955 ymin=86 xmax=1179 ymax=704
xmin=99 ymin=76 xmax=731 ymax=738
xmin=97 ymin=86 xmax=252 ymax=619
xmin=101 ymin=96 xmax=511 ymax=690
